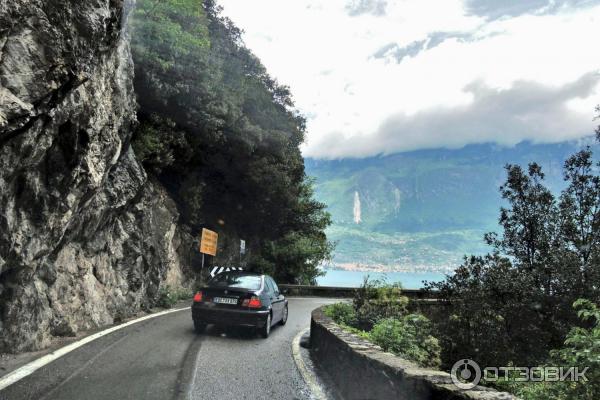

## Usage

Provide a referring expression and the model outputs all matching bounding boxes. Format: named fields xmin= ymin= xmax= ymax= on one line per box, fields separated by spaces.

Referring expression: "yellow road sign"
xmin=199 ymin=228 xmax=218 ymax=256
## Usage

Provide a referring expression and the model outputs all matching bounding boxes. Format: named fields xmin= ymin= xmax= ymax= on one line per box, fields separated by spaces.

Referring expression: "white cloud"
xmin=218 ymin=0 xmax=600 ymax=159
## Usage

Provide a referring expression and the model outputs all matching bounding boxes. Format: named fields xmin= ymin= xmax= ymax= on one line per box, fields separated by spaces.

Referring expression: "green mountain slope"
xmin=306 ymin=140 xmax=594 ymax=272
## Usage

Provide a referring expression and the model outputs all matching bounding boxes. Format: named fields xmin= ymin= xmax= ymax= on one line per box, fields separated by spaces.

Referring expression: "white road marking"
xmin=0 ymin=306 xmax=190 ymax=391
xmin=0 ymin=297 xmax=336 ymax=393
xmin=292 ymin=327 xmax=328 ymax=400
xmin=38 ymin=332 xmax=131 ymax=400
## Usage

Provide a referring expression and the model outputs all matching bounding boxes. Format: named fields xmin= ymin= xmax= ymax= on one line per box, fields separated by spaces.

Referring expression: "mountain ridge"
xmin=306 ymin=139 xmax=597 ymax=271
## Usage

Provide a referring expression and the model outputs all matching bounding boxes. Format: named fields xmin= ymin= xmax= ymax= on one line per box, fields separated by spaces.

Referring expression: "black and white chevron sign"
xmin=210 ymin=266 xmax=244 ymax=277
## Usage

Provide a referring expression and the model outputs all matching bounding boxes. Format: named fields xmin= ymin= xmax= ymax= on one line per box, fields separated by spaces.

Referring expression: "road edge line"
xmin=292 ymin=327 xmax=327 ymax=400
xmin=0 ymin=306 xmax=190 ymax=391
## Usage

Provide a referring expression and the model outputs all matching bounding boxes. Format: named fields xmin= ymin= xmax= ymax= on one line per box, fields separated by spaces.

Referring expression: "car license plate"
xmin=213 ymin=297 xmax=238 ymax=305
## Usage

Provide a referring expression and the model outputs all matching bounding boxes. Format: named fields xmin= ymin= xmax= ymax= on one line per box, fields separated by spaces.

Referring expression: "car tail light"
xmin=193 ymin=291 xmax=203 ymax=302
xmin=242 ymin=296 xmax=262 ymax=308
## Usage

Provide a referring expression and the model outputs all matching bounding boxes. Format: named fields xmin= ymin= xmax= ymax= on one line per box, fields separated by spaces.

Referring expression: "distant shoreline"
xmin=316 ymin=269 xmax=449 ymax=289
xmin=322 ymin=264 xmax=456 ymax=274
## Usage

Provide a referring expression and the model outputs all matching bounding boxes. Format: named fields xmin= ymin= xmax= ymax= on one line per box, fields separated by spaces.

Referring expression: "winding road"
xmin=0 ymin=298 xmax=335 ymax=400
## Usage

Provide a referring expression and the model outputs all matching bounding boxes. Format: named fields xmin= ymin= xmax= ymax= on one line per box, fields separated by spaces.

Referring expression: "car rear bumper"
xmin=192 ymin=304 xmax=269 ymax=327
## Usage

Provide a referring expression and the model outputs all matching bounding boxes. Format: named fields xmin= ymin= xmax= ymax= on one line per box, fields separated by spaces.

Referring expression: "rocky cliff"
xmin=0 ymin=0 xmax=193 ymax=352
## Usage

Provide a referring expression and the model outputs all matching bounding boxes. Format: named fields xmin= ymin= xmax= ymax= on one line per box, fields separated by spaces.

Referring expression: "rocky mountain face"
xmin=0 ymin=0 xmax=194 ymax=352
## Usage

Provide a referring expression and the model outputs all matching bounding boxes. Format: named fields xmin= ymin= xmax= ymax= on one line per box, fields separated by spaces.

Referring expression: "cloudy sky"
xmin=219 ymin=0 xmax=600 ymax=159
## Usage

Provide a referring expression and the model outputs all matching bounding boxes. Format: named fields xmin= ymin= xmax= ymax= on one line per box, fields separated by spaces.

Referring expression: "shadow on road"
xmin=198 ymin=324 xmax=283 ymax=340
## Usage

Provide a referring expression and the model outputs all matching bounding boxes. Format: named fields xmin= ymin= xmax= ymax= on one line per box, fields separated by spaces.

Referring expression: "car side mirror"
xmin=281 ymin=288 xmax=289 ymax=295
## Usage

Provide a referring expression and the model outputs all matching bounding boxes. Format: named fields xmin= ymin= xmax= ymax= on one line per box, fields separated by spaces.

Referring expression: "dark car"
xmin=191 ymin=271 xmax=288 ymax=338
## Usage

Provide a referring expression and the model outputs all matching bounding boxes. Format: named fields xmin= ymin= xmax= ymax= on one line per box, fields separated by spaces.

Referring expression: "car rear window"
xmin=208 ymin=273 xmax=262 ymax=290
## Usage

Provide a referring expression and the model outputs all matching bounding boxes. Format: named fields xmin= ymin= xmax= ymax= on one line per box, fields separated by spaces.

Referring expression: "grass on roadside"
xmin=157 ymin=285 xmax=194 ymax=308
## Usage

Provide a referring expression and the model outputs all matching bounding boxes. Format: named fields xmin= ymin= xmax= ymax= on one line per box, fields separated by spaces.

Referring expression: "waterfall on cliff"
xmin=353 ymin=190 xmax=362 ymax=224
xmin=393 ymin=187 xmax=401 ymax=214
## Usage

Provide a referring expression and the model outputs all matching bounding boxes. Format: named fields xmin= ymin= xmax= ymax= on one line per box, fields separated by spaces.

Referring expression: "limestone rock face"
xmin=0 ymin=0 xmax=192 ymax=352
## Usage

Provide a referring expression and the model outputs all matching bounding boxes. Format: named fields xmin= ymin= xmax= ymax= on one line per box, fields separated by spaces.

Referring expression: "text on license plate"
xmin=213 ymin=297 xmax=238 ymax=305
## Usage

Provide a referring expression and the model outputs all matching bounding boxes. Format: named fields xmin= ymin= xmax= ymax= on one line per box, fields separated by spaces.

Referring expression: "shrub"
xmin=132 ymin=114 xmax=189 ymax=174
xmin=323 ymin=302 xmax=356 ymax=327
xmin=494 ymin=299 xmax=600 ymax=400
xmin=353 ymin=276 xmax=408 ymax=330
xmin=369 ymin=315 xmax=442 ymax=368
xmin=324 ymin=276 xmax=440 ymax=369
xmin=157 ymin=286 xmax=193 ymax=308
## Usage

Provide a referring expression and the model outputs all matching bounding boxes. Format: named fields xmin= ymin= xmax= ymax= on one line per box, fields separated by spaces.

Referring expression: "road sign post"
xmin=240 ymin=239 xmax=245 ymax=263
xmin=199 ymin=228 xmax=218 ymax=256
xmin=199 ymin=228 xmax=218 ymax=272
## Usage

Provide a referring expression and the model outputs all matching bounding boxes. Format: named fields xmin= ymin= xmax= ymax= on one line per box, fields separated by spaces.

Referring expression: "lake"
xmin=316 ymin=269 xmax=448 ymax=289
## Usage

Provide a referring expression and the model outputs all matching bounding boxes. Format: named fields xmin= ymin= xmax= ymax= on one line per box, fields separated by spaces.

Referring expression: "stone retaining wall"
xmin=310 ymin=306 xmax=515 ymax=400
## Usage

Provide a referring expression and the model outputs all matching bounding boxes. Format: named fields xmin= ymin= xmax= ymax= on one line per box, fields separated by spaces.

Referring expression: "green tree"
xmin=249 ymin=180 xmax=333 ymax=284
xmin=559 ymin=149 xmax=600 ymax=294
xmin=428 ymin=142 xmax=600 ymax=369
xmin=130 ymin=0 xmax=332 ymax=283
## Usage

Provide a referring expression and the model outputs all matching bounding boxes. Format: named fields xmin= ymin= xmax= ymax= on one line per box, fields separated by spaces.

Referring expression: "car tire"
xmin=279 ymin=304 xmax=288 ymax=326
xmin=194 ymin=321 xmax=207 ymax=334
xmin=260 ymin=313 xmax=271 ymax=338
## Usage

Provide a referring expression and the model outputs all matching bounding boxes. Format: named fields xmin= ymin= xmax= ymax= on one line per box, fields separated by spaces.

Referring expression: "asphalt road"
xmin=0 ymin=298 xmax=336 ymax=400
